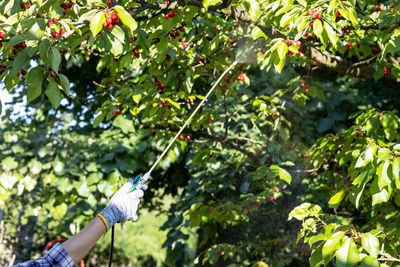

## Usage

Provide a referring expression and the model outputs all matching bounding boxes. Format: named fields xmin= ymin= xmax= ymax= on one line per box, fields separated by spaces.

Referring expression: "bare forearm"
xmin=61 ymin=217 xmax=107 ymax=265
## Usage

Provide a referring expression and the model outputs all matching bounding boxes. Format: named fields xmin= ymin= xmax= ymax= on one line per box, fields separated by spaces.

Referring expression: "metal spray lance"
xmin=128 ymin=60 xmax=238 ymax=192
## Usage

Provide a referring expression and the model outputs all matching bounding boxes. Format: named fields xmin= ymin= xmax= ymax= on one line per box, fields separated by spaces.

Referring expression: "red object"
xmin=51 ymin=31 xmax=59 ymax=38
xmin=52 ymin=18 xmax=58 ymax=23
xmin=315 ymin=13 xmax=321 ymax=19
xmin=59 ymin=28 xmax=65 ymax=35
xmin=304 ymin=88 xmax=309 ymax=93
xmin=111 ymin=13 xmax=118 ymax=21
xmin=0 ymin=32 xmax=5 ymax=39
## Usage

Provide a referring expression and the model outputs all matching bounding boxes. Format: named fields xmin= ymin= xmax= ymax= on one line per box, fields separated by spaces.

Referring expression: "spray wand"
xmin=107 ymin=60 xmax=238 ymax=267
xmin=128 ymin=59 xmax=238 ymax=193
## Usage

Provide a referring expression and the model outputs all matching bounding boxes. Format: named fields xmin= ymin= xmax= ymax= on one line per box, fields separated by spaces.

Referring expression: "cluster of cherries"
xmin=300 ymin=82 xmax=309 ymax=93
xmin=178 ymin=135 xmax=191 ymax=141
xmin=153 ymin=76 xmax=165 ymax=92
xmin=236 ymin=73 xmax=246 ymax=81
xmin=164 ymin=11 xmax=178 ymax=19
xmin=60 ymin=1 xmax=73 ymax=9
xmin=48 ymin=18 xmax=65 ymax=38
xmin=307 ymin=10 xmax=322 ymax=20
xmin=60 ymin=1 xmax=74 ymax=15
xmin=103 ymin=13 xmax=120 ymax=29
xmin=384 ymin=66 xmax=391 ymax=76
xmin=282 ymin=40 xmax=303 ymax=56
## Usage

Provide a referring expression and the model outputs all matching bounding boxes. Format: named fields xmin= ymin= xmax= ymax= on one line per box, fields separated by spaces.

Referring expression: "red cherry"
xmin=0 ymin=32 xmax=4 ymax=39
xmin=189 ymin=98 xmax=194 ymax=104
xmin=59 ymin=28 xmax=65 ymax=35
xmin=286 ymin=41 xmax=292 ymax=46
xmin=21 ymin=69 xmax=27 ymax=76
xmin=52 ymin=18 xmax=58 ymax=23
xmin=315 ymin=13 xmax=321 ymax=19
xmin=166 ymin=54 xmax=171 ymax=60
xmin=209 ymin=119 xmax=212 ymax=123
xmin=49 ymin=70 xmax=56 ymax=77
xmin=103 ymin=22 xmax=108 ymax=27
xmin=179 ymin=135 xmax=184 ymax=140
xmin=186 ymin=136 xmax=191 ymax=140
xmin=107 ymin=23 xmax=113 ymax=29
xmin=51 ymin=31 xmax=59 ymax=38
xmin=335 ymin=11 xmax=341 ymax=17
xmin=164 ymin=14 xmax=169 ymax=19
xmin=357 ymin=131 xmax=362 ymax=136
xmin=307 ymin=11 xmax=313 ymax=16
xmin=305 ymin=32 xmax=312 ymax=38
xmin=312 ymin=61 xmax=317 ymax=66
xmin=173 ymin=11 xmax=177 ymax=17
xmin=47 ymin=22 xmax=52 ymax=27
xmin=310 ymin=22 xmax=314 ymax=28
xmin=111 ymin=13 xmax=118 ymax=20
xmin=304 ymin=88 xmax=309 ymax=93
xmin=298 ymin=52 xmax=304 ymax=57
xmin=21 ymin=2 xmax=27 ymax=9
xmin=300 ymin=82 xmax=306 ymax=87
xmin=304 ymin=153 xmax=309 ymax=158
xmin=106 ymin=18 xmax=112 ymax=24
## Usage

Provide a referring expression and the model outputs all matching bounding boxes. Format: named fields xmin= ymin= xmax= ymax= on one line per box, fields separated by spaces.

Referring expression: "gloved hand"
xmin=97 ymin=178 xmax=147 ymax=231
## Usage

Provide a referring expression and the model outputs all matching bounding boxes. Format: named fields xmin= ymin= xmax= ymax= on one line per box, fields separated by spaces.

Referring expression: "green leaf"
xmin=113 ymin=115 xmax=133 ymax=134
xmin=309 ymin=242 xmax=324 ymax=267
xmin=94 ymin=111 xmax=106 ymax=128
xmin=49 ymin=47 xmax=61 ymax=74
xmin=370 ymin=177 xmax=391 ymax=205
xmin=288 ymin=203 xmax=322 ymax=220
xmin=322 ymin=231 xmax=345 ymax=262
xmin=393 ymin=158 xmax=400 ymax=189
xmin=90 ymin=11 xmax=106 ymax=36
xmin=110 ymin=25 xmax=126 ymax=43
xmin=12 ymin=48 xmax=30 ymax=77
xmin=313 ymin=19 xmax=323 ymax=40
xmin=26 ymin=66 xmax=45 ymax=103
xmin=203 ymin=0 xmax=222 ymax=9
xmin=361 ymin=233 xmax=379 ymax=258
xmin=324 ymin=21 xmax=337 ymax=47
xmin=297 ymin=0 xmax=307 ymax=7
xmin=377 ymin=160 xmax=391 ymax=190
xmin=328 ymin=190 xmax=345 ymax=208
xmin=45 ymin=79 xmax=62 ymax=109
xmin=360 ymin=256 xmax=379 ymax=267
xmin=2 ymin=157 xmax=18 ymax=171
xmin=277 ymin=41 xmax=288 ymax=60
xmin=59 ymin=74 xmax=70 ymax=95
xmin=244 ymin=0 xmax=261 ymax=21
xmin=270 ymin=165 xmax=291 ymax=184
xmin=39 ymin=39 xmax=50 ymax=63
xmin=335 ymin=238 xmax=360 ymax=267
xmin=115 ymin=6 xmax=138 ymax=33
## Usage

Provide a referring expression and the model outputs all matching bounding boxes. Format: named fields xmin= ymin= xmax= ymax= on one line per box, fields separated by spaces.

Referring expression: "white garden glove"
xmin=97 ymin=178 xmax=147 ymax=231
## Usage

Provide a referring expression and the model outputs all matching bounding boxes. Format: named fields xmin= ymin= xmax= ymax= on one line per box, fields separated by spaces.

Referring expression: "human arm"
xmin=12 ymin=178 xmax=146 ymax=267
